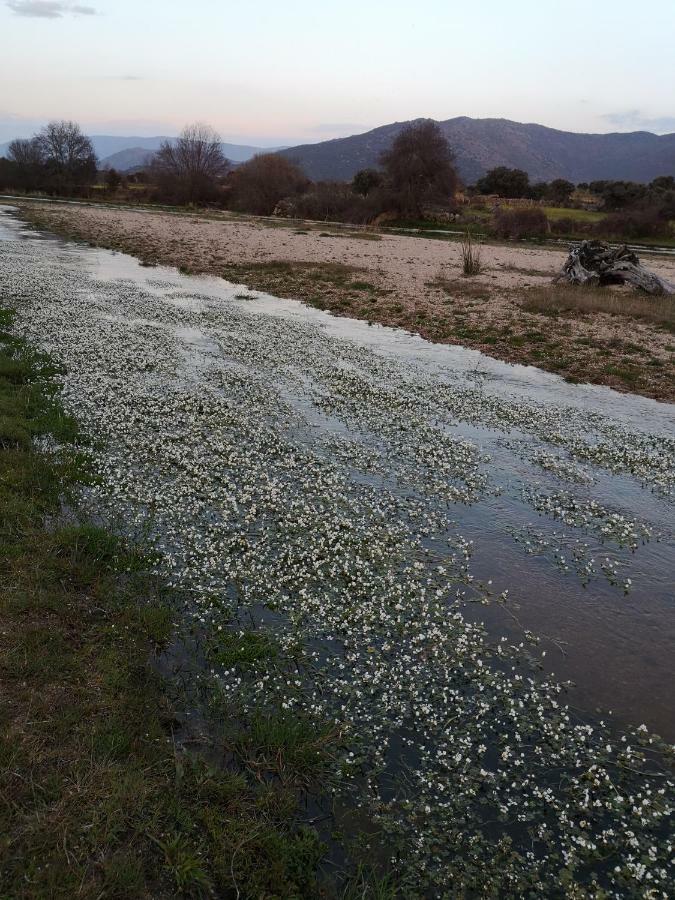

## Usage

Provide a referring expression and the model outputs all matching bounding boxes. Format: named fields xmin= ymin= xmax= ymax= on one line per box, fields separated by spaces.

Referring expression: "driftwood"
xmin=554 ymin=240 xmax=675 ymax=296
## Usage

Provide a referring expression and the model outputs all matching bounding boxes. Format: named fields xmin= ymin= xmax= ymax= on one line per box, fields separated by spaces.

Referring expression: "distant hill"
xmin=0 ymin=135 xmax=285 ymax=171
xmin=280 ymin=117 xmax=675 ymax=184
xmin=99 ymin=147 xmax=154 ymax=172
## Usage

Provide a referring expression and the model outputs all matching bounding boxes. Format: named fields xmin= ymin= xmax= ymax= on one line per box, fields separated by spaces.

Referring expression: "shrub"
xmin=598 ymin=210 xmax=672 ymax=241
xmin=549 ymin=217 xmax=592 ymax=236
xmin=476 ymin=167 xmax=530 ymax=198
xmin=492 ymin=207 xmax=550 ymax=240
xmin=352 ymin=169 xmax=383 ymax=197
xmin=460 ymin=232 xmax=482 ymax=275
xmin=229 ymin=154 xmax=309 ymax=216
xmin=285 ymin=182 xmax=394 ymax=224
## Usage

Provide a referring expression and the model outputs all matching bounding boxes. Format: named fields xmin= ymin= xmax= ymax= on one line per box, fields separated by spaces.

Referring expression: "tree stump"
xmin=554 ymin=240 xmax=675 ymax=296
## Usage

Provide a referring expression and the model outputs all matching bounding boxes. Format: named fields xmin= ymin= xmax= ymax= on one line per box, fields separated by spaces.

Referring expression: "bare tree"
xmin=152 ymin=123 xmax=229 ymax=204
xmin=7 ymin=137 xmax=46 ymax=191
xmin=8 ymin=137 xmax=44 ymax=168
xmin=229 ymin=154 xmax=308 ymax=216
xmin=35 ymin=120 xmax=98 ymax=194
xmin=380 ymin=120 xmax=458 ymax=217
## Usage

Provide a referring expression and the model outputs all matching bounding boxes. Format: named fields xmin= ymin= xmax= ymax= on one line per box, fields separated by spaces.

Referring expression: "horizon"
xmin=1 ymin=0 xmax=674 ymax=146
xmin=1 ymin=113 xmax=674 ymax=154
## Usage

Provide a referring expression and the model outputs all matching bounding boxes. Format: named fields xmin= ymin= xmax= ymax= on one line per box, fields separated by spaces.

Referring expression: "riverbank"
xmin=16 ymin=200 xmax=675 ymax=401
xmin=0 ymin=301 xmax=365 ymax=897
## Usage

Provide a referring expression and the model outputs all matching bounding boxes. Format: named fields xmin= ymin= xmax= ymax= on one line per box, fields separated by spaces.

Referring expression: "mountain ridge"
xmin=279 ymin=117 xmax=675 ymax=184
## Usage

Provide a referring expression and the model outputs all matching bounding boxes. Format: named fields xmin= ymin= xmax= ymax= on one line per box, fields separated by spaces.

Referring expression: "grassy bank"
xmin=0 ymin=305 xmax=374 ymax=898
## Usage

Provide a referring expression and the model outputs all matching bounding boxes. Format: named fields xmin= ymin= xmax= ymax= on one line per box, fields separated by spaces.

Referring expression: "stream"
xmin=1 ymin=205 xmax=673 ymax=895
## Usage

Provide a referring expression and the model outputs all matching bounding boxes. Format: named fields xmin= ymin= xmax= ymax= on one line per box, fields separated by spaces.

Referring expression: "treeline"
xmin=475 ymin=165 xmax=675 ymax=213
xmin=145 ymin=119 xmax=458 ymax=222
xmin=0 ymin=119 xmax=458 ymax=222
xmin=0 ymin=121 xmax=97 ymax=195
xmin=1 ymin=119 xmax=673 ymax=244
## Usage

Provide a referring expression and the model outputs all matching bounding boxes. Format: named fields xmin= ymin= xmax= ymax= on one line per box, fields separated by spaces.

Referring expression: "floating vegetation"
xmin=509 ymin=524 xmax=631 ymax=590
xmin=1 ymin=219 xmax=673 ymax=897
xmin=523 ymin=489 xmax=654 ymax=550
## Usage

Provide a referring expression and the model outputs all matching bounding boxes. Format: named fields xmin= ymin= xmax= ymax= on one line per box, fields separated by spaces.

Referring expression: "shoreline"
xmin=14 ymin=200 xmax=675 ymax=401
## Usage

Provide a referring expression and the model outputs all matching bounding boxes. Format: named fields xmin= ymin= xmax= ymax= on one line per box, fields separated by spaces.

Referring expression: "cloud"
xmin=6 ymin=1 xmax=97 ymax=17
xmin=602 ymin=109 xmax=675 ymax=134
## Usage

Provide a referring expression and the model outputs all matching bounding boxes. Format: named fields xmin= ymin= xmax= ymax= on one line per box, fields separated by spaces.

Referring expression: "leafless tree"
xmin=6 ymin=137 xmax=46 ymax=191
xmin=8 ymin=137 xmax=45 ymax=168
xmin=35 ymin=120 xmax=97 ymax=193
xmin=380 ymin=120 xmax=458 ymax=217
xmin=229 ymin=154 xmax=308 ymax=216
xmin=152 ymin=123 xmax=229 ymax=204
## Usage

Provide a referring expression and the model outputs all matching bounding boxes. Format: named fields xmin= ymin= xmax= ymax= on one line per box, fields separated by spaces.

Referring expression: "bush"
xmin=352 ymin=169 xmax=383 ymax=197
xmin=476 ymin=167 xmax=530 ymax=198
xmin=283 ymin=181 xmax=395 ymax=224
xmin=549 ymin=217 xmax=592 ymax=236
xmin=492 ymin=207 xmax=549 ymax=240
xmin=598 ymin=210 xmax=672 ymax=241
xmin=228 ymin=155 xmax=309 ymax=216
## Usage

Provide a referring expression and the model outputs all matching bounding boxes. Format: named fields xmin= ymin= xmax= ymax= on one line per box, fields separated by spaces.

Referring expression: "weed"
xmin=460 ymin=231 xmax=483 ymax=276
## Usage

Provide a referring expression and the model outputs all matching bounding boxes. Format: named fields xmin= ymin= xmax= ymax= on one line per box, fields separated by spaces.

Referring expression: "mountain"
xmin=0 ymin=135 xmax=285 ymax=171
xmin=280 ymin=117 xmax=675 ymax=184
xmin=99 ymin=147 xmax=154 ymax=171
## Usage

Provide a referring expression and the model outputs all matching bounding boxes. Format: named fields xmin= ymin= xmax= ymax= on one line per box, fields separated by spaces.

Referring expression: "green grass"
xmin=540 ymin=206 xmax=605 ymax=223
xmin=0 ymin=305 xmax=372 ymax=898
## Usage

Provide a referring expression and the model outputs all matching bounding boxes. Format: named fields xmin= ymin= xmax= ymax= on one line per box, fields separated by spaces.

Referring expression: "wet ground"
xmin=1 ymin=206 xmax=673 ymax=894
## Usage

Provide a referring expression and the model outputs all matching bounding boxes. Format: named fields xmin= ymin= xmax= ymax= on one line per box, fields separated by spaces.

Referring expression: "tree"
xmin=476 ymin=167 xmax=530 ymax=198
xmin=379 ymin=121 xmax=457 ymax=217
xmin=229 ymin=154 xmax=309 ymax=215
xmin=547 ymin=178 xmax=575 ymax=205
xmin=152 ymin=123 xmax=229 ymax=204
xmin=528 ymin=181 xmax=549 ymax=201
xmin=352 ymin=168 xmax=382 ymax=197
xmin=650 ymin=175 xmax=675 ymax=193
xmin=7 ymin=137 xmax=45 ymax=191
xmin=35 ymin=120 xmax=97 ymax=194
xmin=105 ymin=167 xmax=122 ymax=193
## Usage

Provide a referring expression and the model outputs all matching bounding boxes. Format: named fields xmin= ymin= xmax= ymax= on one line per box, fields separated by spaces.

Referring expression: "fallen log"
xmin=554 ymin=240 xmax=675 ymax=296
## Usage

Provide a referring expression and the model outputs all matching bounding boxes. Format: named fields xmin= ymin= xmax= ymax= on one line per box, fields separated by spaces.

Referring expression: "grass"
xmin=540 ymin=206 xmax=605 ymax=224
xmin=0 ymin=304 xmax=381 ymax=898
xmin=460 ymin=231 xmax=483 ymax=276
xmin=429 ymin=276 xmax=491 ymax=301
xmin=520 ymin=284 xmax=675 ymax=329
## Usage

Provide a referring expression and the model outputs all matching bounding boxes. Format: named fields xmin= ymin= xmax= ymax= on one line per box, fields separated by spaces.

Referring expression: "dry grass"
xmin=460 ymin=232 xmax=483 ymax=276
xmin=430 ymin=276 xmax=492 ymax=301
xmin=521 ymin=285 xmax=675 ymax=328
xmin=317 ymin=230 xmax=383 ymax=241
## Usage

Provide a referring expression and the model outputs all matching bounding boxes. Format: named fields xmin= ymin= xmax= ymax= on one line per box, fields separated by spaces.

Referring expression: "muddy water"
xmin=1 ymin=205 xmax=673 ymax=743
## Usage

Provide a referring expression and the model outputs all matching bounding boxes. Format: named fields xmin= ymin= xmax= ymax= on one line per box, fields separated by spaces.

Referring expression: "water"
xmin=1 ymin=205 xmax=673 ymax=893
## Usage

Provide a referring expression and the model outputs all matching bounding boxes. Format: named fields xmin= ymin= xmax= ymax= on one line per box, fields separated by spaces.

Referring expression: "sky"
xmin=1 ymin=0 xmax=674 ymax=145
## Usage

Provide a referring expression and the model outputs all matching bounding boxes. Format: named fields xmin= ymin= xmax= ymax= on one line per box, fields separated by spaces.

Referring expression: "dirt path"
xmin=18 ymin=201 xmax=675 ymax=400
